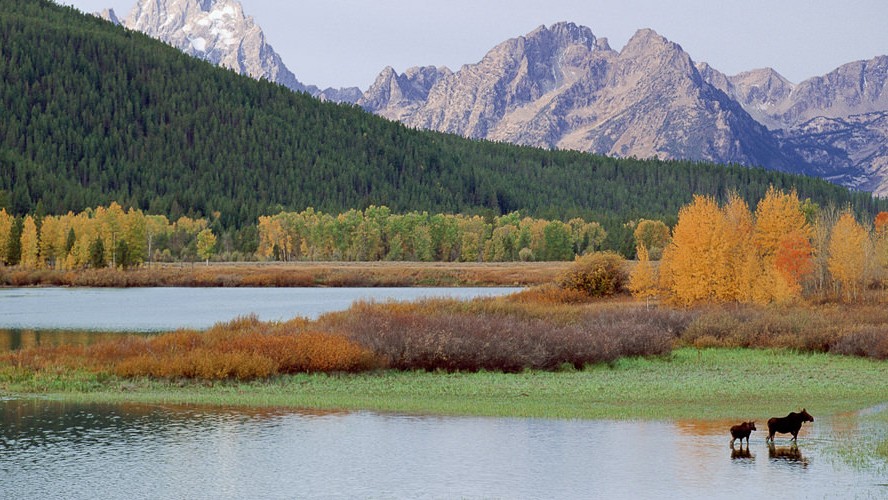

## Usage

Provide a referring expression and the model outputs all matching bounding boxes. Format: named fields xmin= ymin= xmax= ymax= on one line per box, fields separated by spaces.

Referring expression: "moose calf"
xmin=730 ymin=421 xmax=756 ymax=446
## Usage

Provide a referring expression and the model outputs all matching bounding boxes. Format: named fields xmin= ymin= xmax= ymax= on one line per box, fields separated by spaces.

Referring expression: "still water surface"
xmin=0 ymin=287 xmax=519 ymax=331
xmin=1 ymin=399 xmax=885 ymax=499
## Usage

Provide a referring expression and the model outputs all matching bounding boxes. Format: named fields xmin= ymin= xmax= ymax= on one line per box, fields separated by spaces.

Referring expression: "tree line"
xmin=0 ymin=203 xmax=215 ymax=269
xmin=258 ymin=207 xmax=607 ymax=262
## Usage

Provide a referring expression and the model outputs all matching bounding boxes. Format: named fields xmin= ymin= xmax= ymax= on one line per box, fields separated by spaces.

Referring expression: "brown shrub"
xmin=831 ymin=327 xmax=888 ymax=359
xmin=323 ymin=300 xmax=689 ymax=372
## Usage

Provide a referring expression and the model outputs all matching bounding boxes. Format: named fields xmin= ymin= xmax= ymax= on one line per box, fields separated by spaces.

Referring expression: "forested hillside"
xmin=1 ymin=0 xmax=885 ymax=255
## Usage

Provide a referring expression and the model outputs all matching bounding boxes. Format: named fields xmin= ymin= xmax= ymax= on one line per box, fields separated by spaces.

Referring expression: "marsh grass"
xmin=5 ymin=349 xmax=887 ymax=421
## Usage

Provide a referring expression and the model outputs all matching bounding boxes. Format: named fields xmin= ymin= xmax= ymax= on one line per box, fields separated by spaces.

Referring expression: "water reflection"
xmin=730 ymin=443 xmax=755 ymax=461
xmin=0 ymin=329 xmax=151 ymax=351
xmin=768 ymin=443 xmax=809 ymax=467
xmin=0 ymin=399 xmax=885 ymax=499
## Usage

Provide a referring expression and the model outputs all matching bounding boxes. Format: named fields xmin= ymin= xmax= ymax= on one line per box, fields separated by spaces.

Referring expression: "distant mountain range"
xmin=101 ymin=0 xmax=888 ymax=196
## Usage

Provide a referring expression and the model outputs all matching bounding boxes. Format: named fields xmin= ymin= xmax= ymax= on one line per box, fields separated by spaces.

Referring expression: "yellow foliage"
xmin=828 ymin=210 xmax=870 ymax=301
xmin=659 ymin=195 xmax=732 ymax=305
xmin=629 ymin=245 xmax=658 ymax=299
xmin=754 ymin=186 xmax=810 ymax=261
xmin=19 ymin=215 xmax=39 ymax=269
xmin=0 ymin=209 xmax=12 ymax=265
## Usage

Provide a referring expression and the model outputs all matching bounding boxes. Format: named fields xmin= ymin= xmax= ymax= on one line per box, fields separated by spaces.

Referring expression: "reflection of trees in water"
xmin=768 ymin=443 xmax=810 ymax=467
xmin=0 ymin=400 xmax=344 ymax=453
xmin=730 ymin=443 xmax=755 ymax=460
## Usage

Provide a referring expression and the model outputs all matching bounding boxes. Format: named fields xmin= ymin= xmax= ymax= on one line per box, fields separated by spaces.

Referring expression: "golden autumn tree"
xmin=827 ymin=210 xmax=870 ymax=301
xmin=718 ymin=193 xmax=757 ymax=302
xmin=0 ymin=209 xmax=14 ymax=265
xmin=658 ymin=195 xmax=732 ymax=305
xmin=874 ymin=211 xmax=888 ymax=277
xmin=629 ymin=244 xmax=658 ymax=301
xmin=19 ymin=215 xmax=39 ymax=269
xmin=196 ymin=228 xmax=217 ymax=265
xmin=38 ymin=215 xmax=66 ymax=269
xmin=754 ymin=187 xmax=811 ymax=260
xmin=752 ymin=187 xmax=813 ymax=301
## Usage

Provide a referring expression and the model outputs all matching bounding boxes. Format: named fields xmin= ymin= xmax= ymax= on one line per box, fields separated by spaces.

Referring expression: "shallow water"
xmin=0 ymin=399 xmax=885 ymax=499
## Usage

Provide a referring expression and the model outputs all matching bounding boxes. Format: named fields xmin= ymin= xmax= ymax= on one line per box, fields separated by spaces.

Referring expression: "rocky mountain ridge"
xmin=358 ymin=23 xmax=888 ymax=194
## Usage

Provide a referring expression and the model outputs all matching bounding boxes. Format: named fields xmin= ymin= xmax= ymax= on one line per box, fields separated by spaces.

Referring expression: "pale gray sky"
xmin=60 ymin=0 xmax=888 ymax=90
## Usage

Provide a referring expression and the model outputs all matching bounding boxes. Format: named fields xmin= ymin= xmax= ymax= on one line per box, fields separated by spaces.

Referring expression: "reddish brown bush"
xmin=831 ymin=327 xmax=888 ymax=359
xmin=323 ymin=300 xmax=688 ymax=372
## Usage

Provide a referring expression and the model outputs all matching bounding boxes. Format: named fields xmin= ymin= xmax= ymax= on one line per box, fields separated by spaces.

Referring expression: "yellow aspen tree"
xmin=629 ymin=244 xmax=658 ymax=301
xmin=122 ymin=208 xmax=147 ymax=265
xmin=753 ymin=187 xmax=812 ymax=301
xmin=659 ymin=195 xmax=731 ymax=305
xmin=828 ymin=210 xmax=870 ymax=301
xmin=196 ymin=228 xmax=217 ymax=265
xmin=754 ymin=187 xmax=810 ymax=261
xmin=67 ymin=213 xmax=97 ymax=269
xmin=0 ymin=209 xmax=14 ymax=265
xmin=19 ymin=215 xmax=39 ymax=269
xmin=719 ymin=193 xmax=756 ymax=302
xmin=633 ymin=219 xmax=670 ymax=260
xmin=38 ymin=215 xmax=64 ymax=269
xmin=256 ymin=215 xmax=279 ymax=259
xmin=874 ymin=212 xmax=888 ymax=278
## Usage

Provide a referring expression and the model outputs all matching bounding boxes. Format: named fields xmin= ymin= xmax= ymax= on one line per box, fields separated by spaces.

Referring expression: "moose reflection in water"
xmin=730 ymin=443 xmax=755 ymax=460
xmin=768 ymin=443 xmax=809 ymax=466
xmin=766 ymin=409 xmax=814 ymax=442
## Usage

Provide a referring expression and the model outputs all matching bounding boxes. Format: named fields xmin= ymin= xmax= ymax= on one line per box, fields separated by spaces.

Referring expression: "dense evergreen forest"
xmin=2 ymin=0 xmax=886 ymax=255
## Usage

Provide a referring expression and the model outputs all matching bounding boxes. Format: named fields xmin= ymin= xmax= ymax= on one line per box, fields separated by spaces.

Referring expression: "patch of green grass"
xmin=3 ymin=348 xmax=887 ymax=420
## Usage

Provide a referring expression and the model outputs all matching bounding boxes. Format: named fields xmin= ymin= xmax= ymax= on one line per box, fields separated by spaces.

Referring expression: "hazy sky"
xmin=60 ymin=0 xmax=888 ymax=90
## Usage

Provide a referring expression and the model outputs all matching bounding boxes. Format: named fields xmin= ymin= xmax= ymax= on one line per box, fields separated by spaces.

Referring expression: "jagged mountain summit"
xmin=110 ymin=0 xmax=360 ymax=100
xmin=361 ymin=23 xmax=796 ymax=173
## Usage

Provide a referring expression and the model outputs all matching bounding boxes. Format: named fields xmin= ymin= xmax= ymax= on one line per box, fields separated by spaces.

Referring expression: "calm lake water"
xmin=1 ymin=399 xmax=885 ymax=499
xmin=0 ymin=286 xmax=519 ymax=332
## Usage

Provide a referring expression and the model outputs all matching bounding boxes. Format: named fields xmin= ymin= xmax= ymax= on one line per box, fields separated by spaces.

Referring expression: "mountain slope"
xmin=2 ymin=0 xmax=883 ymax=239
